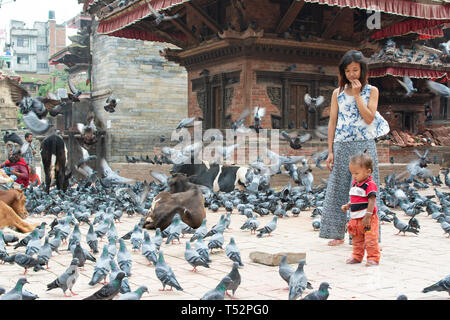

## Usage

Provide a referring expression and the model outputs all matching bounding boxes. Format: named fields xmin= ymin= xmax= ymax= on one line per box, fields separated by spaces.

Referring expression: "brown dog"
xmin=0 ymin=200 xmax=37 ymax=233
xmin=144 ymin=174 xmax=206 ymax=231
xmin=0 ymin=189 xmax=29 ymax=219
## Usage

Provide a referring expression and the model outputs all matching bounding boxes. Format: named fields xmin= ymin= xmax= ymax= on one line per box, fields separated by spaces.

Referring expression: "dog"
xmin=0 ymin=200 xmax=37 ymax=233
xmin=0 ymin=189 xmax=29 ymax=219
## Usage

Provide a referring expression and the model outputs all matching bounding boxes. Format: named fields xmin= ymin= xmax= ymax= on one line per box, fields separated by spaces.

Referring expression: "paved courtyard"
xmin=0 ymin=181 xmax=449 ymax=301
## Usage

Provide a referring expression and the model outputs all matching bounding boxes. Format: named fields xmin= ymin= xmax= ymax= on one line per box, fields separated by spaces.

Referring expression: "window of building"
xmin=37 ymin=63 xmax=48 ymax=69
xmin=16 ymin=38 xmax=29 ymax=47
xmin=37 ymin=45 xmax=47 ymax=51
xmin=17 ymin=55 xmax=29 ymax=64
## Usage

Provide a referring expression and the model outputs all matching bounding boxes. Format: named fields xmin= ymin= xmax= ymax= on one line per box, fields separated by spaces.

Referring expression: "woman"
xmin=319 ymin=50 xmax=389 ymax=246
xmin=0 ymin=150 xmax=30 ymax=187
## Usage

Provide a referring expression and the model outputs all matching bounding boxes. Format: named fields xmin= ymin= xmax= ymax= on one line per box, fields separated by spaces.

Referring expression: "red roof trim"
xmin=370 ymin=18 xmax=449 ymax=40
xmin=369 ymin=67 xmax=449 ymax=80
xmin=106 ymin=27 xmax=187 ymax=43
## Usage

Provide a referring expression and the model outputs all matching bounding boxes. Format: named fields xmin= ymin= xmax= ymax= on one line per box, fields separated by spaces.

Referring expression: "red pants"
xmin=347 ymin=213 xmax=380 ymax=263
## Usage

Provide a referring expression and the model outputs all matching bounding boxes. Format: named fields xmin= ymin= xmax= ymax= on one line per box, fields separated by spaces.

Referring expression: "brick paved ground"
xmin=0 ymin=180 xmax=449 ymax=300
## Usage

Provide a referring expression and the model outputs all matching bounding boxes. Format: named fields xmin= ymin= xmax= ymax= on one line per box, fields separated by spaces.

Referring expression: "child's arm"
xmin=341 ymin=202 xmax=351 ymax=213
xmin=362 ymin=195 xmax=376 ymax=228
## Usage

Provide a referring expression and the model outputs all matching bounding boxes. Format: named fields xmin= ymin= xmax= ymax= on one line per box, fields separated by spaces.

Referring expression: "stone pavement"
xmin=0 ymin=184 xmax=449 ymax=300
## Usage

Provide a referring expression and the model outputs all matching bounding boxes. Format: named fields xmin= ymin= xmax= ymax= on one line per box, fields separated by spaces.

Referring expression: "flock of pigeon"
xmin=0 ymin=141 xmax=449 ymax=300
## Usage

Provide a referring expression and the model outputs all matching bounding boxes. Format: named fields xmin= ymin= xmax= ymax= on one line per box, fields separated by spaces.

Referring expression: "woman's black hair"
xmin=338 ymin=50 xmax=369 ymax=92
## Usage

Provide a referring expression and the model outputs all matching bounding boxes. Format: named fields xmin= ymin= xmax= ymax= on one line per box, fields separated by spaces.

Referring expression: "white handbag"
xmin=367 ymin=111 xmax=390 ymax=139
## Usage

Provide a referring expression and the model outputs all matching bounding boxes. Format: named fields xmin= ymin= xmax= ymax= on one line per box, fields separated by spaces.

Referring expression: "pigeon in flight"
xmin=104 ymin=96 xmax=120 ymax=113
xmin=304 ymin=94 xmax=325 ymax=113
xmin=280 ymin=131 xmax=311 ymax=150
xmin=396 ymin=76 xmax=417 ymax=97
xmin=68 ymin=78 xmax=82 ymax=102
xmin=147 ymin=2 xmax=180 ymax=25
xmin=175 ymin=117 xmax=196 ymax=132
xmin=426 ymin=80 xmax=450 ymax=98
xmin=249 ymin=106 xmax=265 ymax=133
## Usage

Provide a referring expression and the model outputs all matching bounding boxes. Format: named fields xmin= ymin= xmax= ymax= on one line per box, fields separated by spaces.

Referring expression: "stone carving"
xmin=267 ymin=87 xmax=282 ymax=111
xmin=196 ymin=91 xmax=206 ymax=115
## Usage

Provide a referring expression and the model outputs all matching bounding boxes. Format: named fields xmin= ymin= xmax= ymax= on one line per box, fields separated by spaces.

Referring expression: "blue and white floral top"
xmin=334 ymin=84 xmax=389 ymax=143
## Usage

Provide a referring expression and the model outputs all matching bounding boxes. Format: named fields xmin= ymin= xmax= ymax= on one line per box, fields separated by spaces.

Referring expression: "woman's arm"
xmin=354 ymin=83 xmax=379 ymax=124
xmin=328 ymin=89 xmax=339 ymax=152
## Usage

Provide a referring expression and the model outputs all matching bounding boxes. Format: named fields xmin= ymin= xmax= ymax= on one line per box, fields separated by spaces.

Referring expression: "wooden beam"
xmin=275 ymin=0 xmax=306 ymax=34
xmin=187 ymin=1 xmax=222 ymax=34
xmin=138 ymin=21 xmax=187 ymax=49
xmin=169 ymin=18 xmax=200 ymax=44
xmin=321 ymin=8 xmax=344 ymax=39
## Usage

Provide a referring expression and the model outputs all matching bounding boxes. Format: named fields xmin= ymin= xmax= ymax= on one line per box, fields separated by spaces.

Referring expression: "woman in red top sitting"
xmin=29 ymin=166 xmax=41 ymax=185
xmin=0 ymin=150 xmax=30 ymax=187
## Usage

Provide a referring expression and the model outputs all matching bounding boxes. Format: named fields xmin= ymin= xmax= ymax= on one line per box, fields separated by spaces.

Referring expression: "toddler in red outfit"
xmin=341 ymin=153 xmax=380 ymax=266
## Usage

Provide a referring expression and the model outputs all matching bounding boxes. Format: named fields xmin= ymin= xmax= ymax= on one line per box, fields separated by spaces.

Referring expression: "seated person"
xmin=0 ymin=150 xmax=30 ymax=187
xmin=29 ymin=166 xmax=41 ymax=185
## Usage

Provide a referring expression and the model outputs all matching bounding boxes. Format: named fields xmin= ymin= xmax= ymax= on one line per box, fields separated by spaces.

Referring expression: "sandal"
xmin=328 ymin=239 xmax=344 ymax=246
xmin=365 ymin=260 xmax=379 ymax=267
xmin=346 ymin=258 xmax=361 ymax=264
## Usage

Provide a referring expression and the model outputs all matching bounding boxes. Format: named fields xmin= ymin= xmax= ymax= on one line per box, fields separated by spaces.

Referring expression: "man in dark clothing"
xmin=0 ymin=150 xmax=30 ymax=187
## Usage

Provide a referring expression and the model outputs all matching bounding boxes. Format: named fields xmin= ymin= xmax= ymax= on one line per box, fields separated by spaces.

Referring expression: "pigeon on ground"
xmin=184 ymin=242 xmax=210 ymax=272
xmin=0 ymin=278 xmax=29 ymax=300
xmin=397 ymin=294 xmax=408 ymax=300
xmin=190 ymin=219 xmax=208 ymax=242
xmin=195 ymin=236 xmax=211 ymax=263
xmin=257 ymin=216 xmax=278 ymax=237
xmin=288 ymin=259 xmax=308 ymax=300
xmin=437 ymin=216 xmax=450 ymax=237
xmin=393 ymin=214 xmax=419 ymax=236
xmin=88 ymin=245 xmax=111 ymax=286
xmin=200 ymin=277 xmax=232 ymax=300
xmin=36 ymin=236 xmax=52 ymax=269
xmin=165 ymin=215 xmax=182 ymax=245
xmin=130 ymin=224 xmax=143 ymax=251
xmin=3 ymin=253 xmax=44 ymax=274
xmin=422 ymin=274 xmax=450 ymax=295
xmin=152 ymin=228 xmax=163 ymax=250
xmin=48 ymin=231 xmax=62 ymax=254
xmin=109 ymin=260 xmax=131 ymax=294
xmin=142 ymin=231 xmax=158 ymax=266
xmin=225 ymin=237 xmax=244 ymax=267
xmin=204 ymin=214 xmax=227 ymax=238
xmin=155 ymin=251 xmax=183 ymax=291
xmin=25 ymin=229 xmax=41 ymax=257
xmin=208 ymin=230 xmax=225 ymax=253
xmin=84 ymin=271 xmax=125 ymax=300
xmin=279 ymin=254 xmax=294 ymax=289
xmin=117 ymin=238 xmax=132 ymax=276
xmin=117 ymin=286 xmax=148 ymax=300
xmin=302 ymin=282 xmax=331 ymax=300
xmin=46 ymin=258 xmax=80 ymax=297
xmin=224 ymin=262 xmax=241 ymax=298
xmin=86 ymin=223 xmax=99 ymax=254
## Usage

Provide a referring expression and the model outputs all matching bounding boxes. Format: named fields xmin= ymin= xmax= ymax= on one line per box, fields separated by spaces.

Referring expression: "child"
xmin=341 ymin=153 xmax=380 ymax=266
xmin=29 ymin=166 xmax=41 ymax=185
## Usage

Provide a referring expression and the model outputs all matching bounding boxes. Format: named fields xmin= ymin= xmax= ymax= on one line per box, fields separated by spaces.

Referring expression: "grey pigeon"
xmin=36 ymin=236 xmax=52 ymax=269
xmin=200 ymin=277 xmax=232 ymax=300
xmin=86 ymin=223 xmax=99 ymax=254
xmin=397 ymin=294 xmax=408 ymax=300
xmin=25 ymin=228 xmax=41 ymax=257
xmin=107 ymin=236 xmax=117 ymax=260
xmin=427 ymin=80 xmax=450 ymax=98
xmin=302 ymin=282 xmax=331 ymax=300
xmin=224 ymin=262 xmax=241 ymax=298
xmin=46 ymin=258 xmax=80 ymax=297
xmin=109 ymin=260 xmax=131 ymax=294
xmin=422 ymin=274 xmax=450 ymax=295
xmin=208 ymin=230 xmax=224 ymax=252
xmin=190 ymin=218 xmax=208 ymax=242
xmin=195 ymin=236 xmax=211 ymax=263
xmin=72 ymin=241 xmax=96 ymax=269
xmin=22 ymin=289 xmax=38 ymax=300
xmin=396 ymin=76 xmax=417 ymax=97
xmin=176 ymin=117 xmax=195 ymax=132
xmin=2 ymin=232 xmax=19 ymax=245
xmin=257 ymin=216 xmax=278 ymax=237
xmin=88 ymin=245 xmax=111 ymax=286
xmin=204 ymin=214 xmax=226 ymax=238
xmin=0 ymin=278 xmax=29 ymax=300
xmin=117 ymin=286 xmax=148 ymax=300
xmin=48 ymin=231 xmax=62 ymax=254
xmin=3 ymin=253 xmax=44 ymax=274
xmin=130 ymin=224 xmax=143 ymax=251
xmin=155 ymin=250 xmax=183 ymax=291
xmin=184 ymin=242 xmax=209 ymax=272
xmin=393 ymin=214 xmax=419 ymax=236
xmin=84 ymin=271 xmax=125 ymax=300
xmin=165 ymin=215 xmax=182 ymax=245
xmin=279 ymin=254 xmax=294 ymax=288
xmin=142 ymin=231 xmax=158 ymax=266
xmin=437 ymin=216 xmax=450 ymax=237
xmin=289 ymin=259 xmax=308 ymax=300
xmin=117 ymin=238 xmax=132 ymax=276
xmin=225 ymin=237 xmax=244 ymax=267
xmin=152 ymin=228 xmax=163 ymax=250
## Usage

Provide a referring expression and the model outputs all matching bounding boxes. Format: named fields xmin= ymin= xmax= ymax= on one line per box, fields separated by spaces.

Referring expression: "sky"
xmin=0 ymin=0 xmax=84 ymax=40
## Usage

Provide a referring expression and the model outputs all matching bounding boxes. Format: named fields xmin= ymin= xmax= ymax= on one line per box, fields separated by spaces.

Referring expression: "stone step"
xmin=249 ymin=251 xmax=306 ymax=266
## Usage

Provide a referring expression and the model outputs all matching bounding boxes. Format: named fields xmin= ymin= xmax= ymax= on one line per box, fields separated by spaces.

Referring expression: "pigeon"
xmin=437 ymin=216 xmax=450 ymax=237
xmin=21 ymin=289 xmax=38 ymax=300
xmin=225 ymin=237 xmax=244 ymax=267
xmin=231 ymin=109 xmax=251 ymax=135
xmin=289 ymin=259 xmax=308 ymax=300
xmin=128 ymin=224 xmax=143 ymax=251
xmin=106 ymin=236 xmax=117 ymax=260
xmin=86 ymin=223 xmax=99 ymax=254
xmin=190 ymin=219 xmax=208 ymax=242
xmin=25 ymin=228 xmax=41 ymax=257
xmin=397 ymin=294 xmax=408 ymax=300
xmin=393 ymin=214 xmax=419 ymax=236
xmin=67 ymin=77 xmax=82 ymax=102
xmin=155 ymin=251 xmax=183 ymax=291
xmin=257 ymin=216 xmax=278 ymax=237
xmin=3 ymin=253 xmax=45 ymax=274
xmin=36 ymin=236 xmax=52 ymax=269
xmin=285 ymin=64 xmax=296 ymax=72
xmin=208 ymin=230 xmax=225 ymax=252
xmin=249 ymin=106 xmax=265 ymax=133
xmin=396 ymin=76 xmax=417 ymax=97
xmin=88 ymin=245 xmax=111 ymax=286
xmin=104 ymin=96 xmax=120 ymax=113
xmin=48 ymin=231 xmax=63 ymax=254
xmin=184 ymin=242 xmax=210 ymax=272
xmin=109 ymin=260 xmax=131 ymax=294
xmin=100 ymin=158 xmax=134 ymax=185
xmin=279 ymin=254 xmax=295 ymax=289
xmin=46 ymin=258 xmax=80 ymax=297
xmin=76 ymin=146 xmax=97 ymax=169
xmin=200 ymin=277 xmax=232 ymax=300
xmin=142 ymin=231 xmax=158 ymax=266
xmin=281 ymin=131 xmax=311 ymax=150
xmin=204 ymin=214 xmax=227 ymax=238
xmin=147 ymin=2 xmax=180 ymax=25
xmin=0 ymin=278 xmax=29 ymax=300
xmin=152 ymin=228 xmax=163 ymax=250
xmin=117 ymin=238 xmax=132 ymax=276
xmin=195 ymin=236 xmax=211 ymax=263
xmin=175 ymin=117 xmax=196 ymax=132
xmin=426 ymin=80 xmax=450 ymax=98
xmin=84 ymin=271 xmax=125 ymax=300
xmin=72 ymin=241 xmax=96 ymax=269
xmin=304 ymin=94 xmax=325 ymax=113
xmin=165 ymin=215 xmax=182 ymax=245
xmin=117 ymin=286 xmax=148 ymax=300
xmin=422 ymin=274 xmax=450 ymax=295
xmin=224 ymin=262 xmax=241 ymax=298
xmin=312 ymin=217 xmax=321 ymax=230
xmin=302 ymin=282 xmax=331 ymax=300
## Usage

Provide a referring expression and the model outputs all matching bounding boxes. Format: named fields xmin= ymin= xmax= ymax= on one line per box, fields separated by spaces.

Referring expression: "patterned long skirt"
xmin=319 ymin=139 xmax=381 ymax=241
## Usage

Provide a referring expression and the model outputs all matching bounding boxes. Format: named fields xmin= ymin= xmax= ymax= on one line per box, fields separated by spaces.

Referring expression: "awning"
xmin=97 ymin=0 xmax=189 ymax=35
xmin=105 ymin=27 xmax=187 ymax=43
xmin=302 ymin=0 xmax=450 ymax=20
xmin=369 ymin=67 xmax=449 ymax=80
xmin=370 ymin=18 xmax=450 ymax=40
